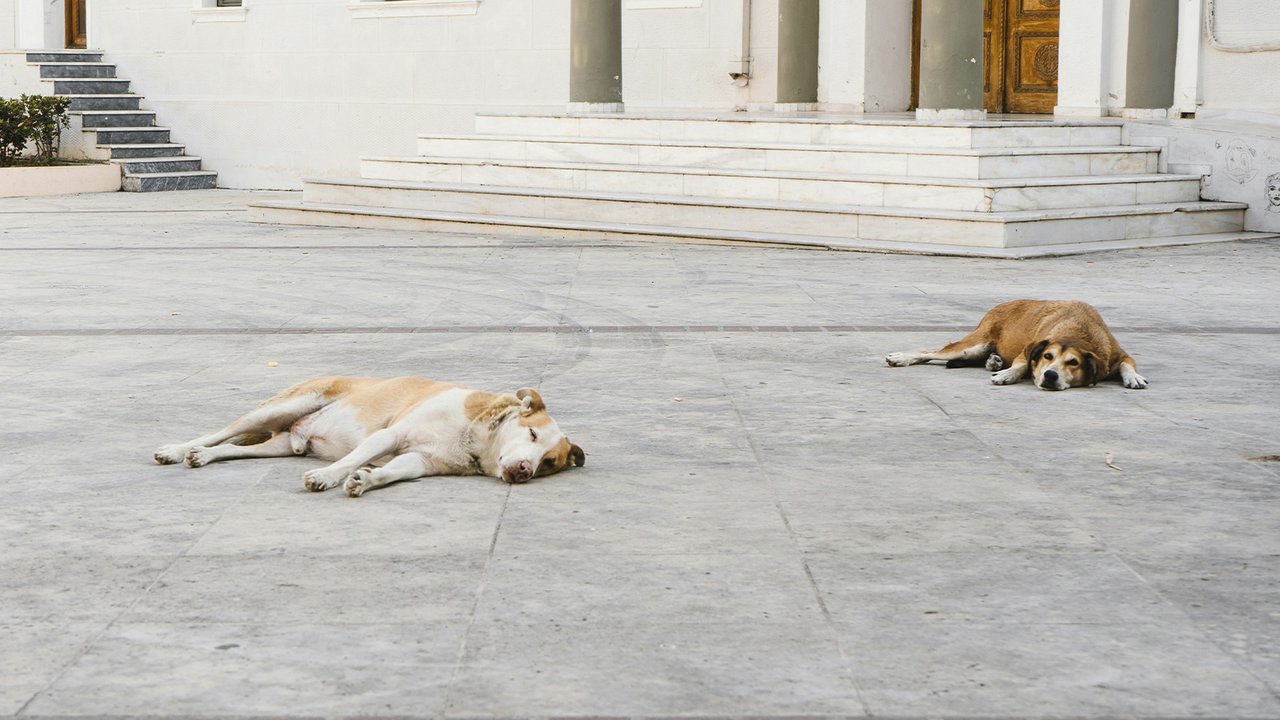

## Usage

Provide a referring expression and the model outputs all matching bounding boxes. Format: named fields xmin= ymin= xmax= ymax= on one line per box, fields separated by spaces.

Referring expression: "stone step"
xmin=122 ymin=171 xmax=218 ymax=192
xmin=113 ymin=156 xmax=204 ymax=174
xmin=296 ymin=177 xmax=1245 ymax=248
xmin=38 ymin=63 xmax=116 ymax=79
xmin=77 ymin=110 xmax=157 ymax=128
xmin=66 ymin=94 xmax=143 ymax=111
xmin=417 ymin=134 xmax=1158 ymax=180
xmin=362 ymin=156 xmax=1202 ymax=213
xmin=248 ymin=200 xmax=1267 ymax=258
xmin=473 ymin=112 xmax=1126 ymax=149
xmin=52 ymin=78 xmax=130 ymax=94
xmin=26 ymin=50 xmax=104 ymax=63
xmin=93 ymin=127 xmax=171 ymax=145
xmin=98 ymin=143 xmax=187 ymax=159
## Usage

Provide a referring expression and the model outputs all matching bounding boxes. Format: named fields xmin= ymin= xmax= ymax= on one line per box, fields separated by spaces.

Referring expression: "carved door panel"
xmin=983 ymin=0 xmax=1007 ymax=114
xmin=1003 ymin=0 xmax=1059 ymax=113
xmin=66 ymin=0 xmax=87 ymax=49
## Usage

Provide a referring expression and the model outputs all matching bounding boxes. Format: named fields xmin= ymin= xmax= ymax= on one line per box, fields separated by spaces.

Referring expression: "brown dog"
xmin=885 ymin=300 xmax=1147 ymax=391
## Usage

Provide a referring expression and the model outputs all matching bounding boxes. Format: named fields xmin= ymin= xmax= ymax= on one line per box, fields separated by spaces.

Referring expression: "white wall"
xmin=817 ymin=0 xmax=911 ymax=113
xmin=621 ymin=0 xmax=753 ymax=109
xmin=88 ymin=0 xmax=571 ymax=189
xmin=0 ymin=1 xmax=15 ymax=49
xmin=1198 ymin=0 xmax=1280 ymax=117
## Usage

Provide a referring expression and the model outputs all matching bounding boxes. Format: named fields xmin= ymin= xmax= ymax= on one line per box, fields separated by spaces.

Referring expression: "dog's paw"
xmin=885 ymin=352 xmax=919 ymax=367
xmin=1123 ymin=372 xmax=1149 ymax=390
xmin=185 ymin=447 xmax=211 ymax=468
xmin=991 ymin=367 xmax=1022 ymax=385
xmin=985 ymin=354 xmax=1005 ymax=372
xmin=303 ymin=469 xmax=341 ymax=492
xmin=344 ymin=468 xmax=372 ymax=498
xmin=154 ymin=445 xmax=187 ymax=465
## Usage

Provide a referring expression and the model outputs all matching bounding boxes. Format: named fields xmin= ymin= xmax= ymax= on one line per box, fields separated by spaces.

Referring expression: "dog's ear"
xmin=1025 ymin=339 xmax=1050 ymax=365
xmin=1083 ymin=352 xmax=1100 ymax=386
xmin=569 ymin=443 xmax=585 ymax=467
xmin=516 ymin=388 xmax=545 ymax=415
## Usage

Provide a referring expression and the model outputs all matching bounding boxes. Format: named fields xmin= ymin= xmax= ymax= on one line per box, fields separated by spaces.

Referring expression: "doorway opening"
xmin=912 ymin=0 xmax=1060 ymax=113
xmin=65 ymin=0 xmax=87 ymax=49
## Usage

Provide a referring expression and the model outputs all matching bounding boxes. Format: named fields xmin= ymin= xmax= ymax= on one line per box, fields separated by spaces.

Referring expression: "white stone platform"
xmin=249 ymin=111 xmax=1275 ymax=256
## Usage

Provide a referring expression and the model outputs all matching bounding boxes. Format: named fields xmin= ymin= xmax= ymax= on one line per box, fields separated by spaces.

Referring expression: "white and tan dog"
xmin=154 ymin=376 xmax=584 ymax=496
xmin=885 ymin=300 xmax=1147 ymax=391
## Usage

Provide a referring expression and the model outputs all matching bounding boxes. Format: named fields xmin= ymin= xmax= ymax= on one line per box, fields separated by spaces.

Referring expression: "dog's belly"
xmin=290 ymin=403 xmax=371 ymax=462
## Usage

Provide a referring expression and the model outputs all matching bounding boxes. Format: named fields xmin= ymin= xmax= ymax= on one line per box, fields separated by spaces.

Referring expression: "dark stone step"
xmin=27 ymin=51 xmax=103 ymax=63
xmin=104 ymin=144 xmax=186 ymax=159
xmin=40 ymin=63 xmax=116 ymax=79
xmin=95 ymin=127 xmax=171 ymax=145
xmin=123 ymin=172 xmax=218 ymax=192
xmin=79 ymin=112 xmax=156 ymax=128
xmin=53 ymin=78 xmax=130 ymax=94
xmin=68 ymin=95 xmax=142 ymax=112
xmin=119 ymin=157 xmax=203 ymax=174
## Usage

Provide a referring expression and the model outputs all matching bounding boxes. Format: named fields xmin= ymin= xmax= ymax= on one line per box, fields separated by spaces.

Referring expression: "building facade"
xmin=3 ymin=0 xmax=1280 ymax=229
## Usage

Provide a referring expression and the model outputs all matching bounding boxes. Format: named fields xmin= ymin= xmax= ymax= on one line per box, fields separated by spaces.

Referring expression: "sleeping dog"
xmin=885 ymin=300 xmax=1147 ymax=391
xmin=155 ymin=376 xmax=584 ymax=496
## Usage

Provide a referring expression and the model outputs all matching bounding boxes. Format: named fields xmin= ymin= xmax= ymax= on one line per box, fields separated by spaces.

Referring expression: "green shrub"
xmin=0 ymin=97 xmax=28 ymax=167
xmin=22 ymin=94 xmax=71 ymax=164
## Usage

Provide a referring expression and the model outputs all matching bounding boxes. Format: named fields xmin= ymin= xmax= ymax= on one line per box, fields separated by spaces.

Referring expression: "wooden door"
xmin=913 ymin=0 xmax=1058 ymax=113
xmin=65 ymin=0 xmax=87 ymax=49
xmin=1000 ymin=0 xmax=1059 ymax=113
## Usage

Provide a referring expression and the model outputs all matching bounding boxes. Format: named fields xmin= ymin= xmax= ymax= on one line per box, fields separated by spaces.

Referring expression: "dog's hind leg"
xmin=886 ymin=337 xmax=994 ymax=368
xmin=155 ymin=392 xmax=331 ymax=466
xmin=343 ymin=452 xmax=433 ymax=498
xmin=185 ymin=432 xmax=297 ymax=468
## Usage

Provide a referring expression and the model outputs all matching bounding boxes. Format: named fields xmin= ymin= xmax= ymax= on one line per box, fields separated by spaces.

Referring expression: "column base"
xmin=915 ymin=108 xmax=987 ymax=120
xmin=567 ymin=102 xmax=625 ymax=114
xmin=1054 ymin=105 xmax=1107 ymax=117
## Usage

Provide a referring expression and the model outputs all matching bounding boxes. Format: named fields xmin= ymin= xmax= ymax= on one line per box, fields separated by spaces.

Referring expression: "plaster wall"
xmin=85 ymin=0 xmax=573 ymax=189
xmin=621 ymin=0 xmax=754 ymax=109
xmin=1198 ymin=0 xmax=1280 ymax=117
xmin=0 ymin=1 xmax=14 ymax=49
xmin=1127 ymin=117 xmax=1280 ymax=232
xmin=817 ymin=0 xmax=911 ymax=113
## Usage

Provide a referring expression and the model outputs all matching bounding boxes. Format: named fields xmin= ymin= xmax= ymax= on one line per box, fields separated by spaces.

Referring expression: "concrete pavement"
xmin=1 ymin=189 xmax=1279 ymax=718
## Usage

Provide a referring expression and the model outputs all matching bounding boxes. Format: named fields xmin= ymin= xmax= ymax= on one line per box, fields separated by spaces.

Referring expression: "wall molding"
xmin=347 ymin=0 xmax=481 ymax=19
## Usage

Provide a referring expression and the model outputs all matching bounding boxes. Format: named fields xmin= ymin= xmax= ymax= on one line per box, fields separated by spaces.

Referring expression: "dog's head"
xmin=1026 ymin=340 xmax=1099 ymax=391
xmin=495 ymin=388 xmax=585 ymax=484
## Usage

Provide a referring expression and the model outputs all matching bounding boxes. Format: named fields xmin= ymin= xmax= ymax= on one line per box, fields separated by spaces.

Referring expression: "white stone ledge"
xmin=347 ymin=0 xmax=480 ymax=19
xmin=192 ymin=7 xmax=247 ymax=23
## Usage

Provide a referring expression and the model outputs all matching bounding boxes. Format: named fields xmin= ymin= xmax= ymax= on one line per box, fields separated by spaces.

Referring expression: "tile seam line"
xmin=2 ymin=326 xmax=1277 ymax=337
xmin=11 ymin=467 xmax=267 ymax=718
xmin=708 ymin=341 xmax=873 ymax=717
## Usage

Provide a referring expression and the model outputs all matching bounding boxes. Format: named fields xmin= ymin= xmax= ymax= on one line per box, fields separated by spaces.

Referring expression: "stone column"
xmin=569 ymin=0 xmax=623 ymax=113
xmin=1054 ymin=0 xmax=1109 ymax=117
xmin=1124 ymin=0 xmax=1178 ymax=115
xmin=776 ymin=0 xmax=819 ymax=110
xmin=915 ymin=0 xmax=985 ymax=120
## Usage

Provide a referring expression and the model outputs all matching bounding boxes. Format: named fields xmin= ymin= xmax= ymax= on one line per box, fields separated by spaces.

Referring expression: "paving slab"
xmin=1 ymin=189 xmax=1279 ymax=718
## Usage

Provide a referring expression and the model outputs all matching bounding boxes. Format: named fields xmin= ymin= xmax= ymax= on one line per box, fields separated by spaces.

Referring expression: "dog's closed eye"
xmin=529 ymin=428 xmax=538 ymax=441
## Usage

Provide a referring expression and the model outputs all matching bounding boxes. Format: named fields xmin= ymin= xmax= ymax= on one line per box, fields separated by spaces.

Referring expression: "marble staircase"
xmin=28 ymin=50 xmax=217 ymax=192
xmin=248 ymin=112 xmax=1269 ymax=257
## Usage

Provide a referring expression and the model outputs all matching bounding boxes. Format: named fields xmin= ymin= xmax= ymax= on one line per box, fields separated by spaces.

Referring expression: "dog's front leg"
xmin=343 ymin=452 xmax=434 ymax=498
xmin=303 ymin=429 xmax=401 ymax=492
xmin=991 ymin=361 xmax=1028 ymax=385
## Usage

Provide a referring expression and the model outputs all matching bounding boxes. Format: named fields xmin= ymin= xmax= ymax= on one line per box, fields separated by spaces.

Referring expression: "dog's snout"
xmin=1042 ymin=369 xmax=1059 ymax=383
xmin=503 ymin=459 xmax=534 ymax=484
